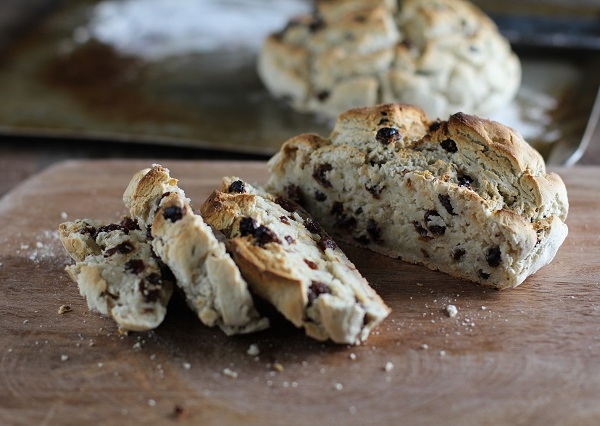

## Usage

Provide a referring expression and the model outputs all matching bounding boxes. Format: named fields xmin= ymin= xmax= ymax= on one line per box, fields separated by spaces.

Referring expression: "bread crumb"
xmin=172 ymin=404 xmax=187 ymax=419
xmin=61 ymin=354 xmax=69 ymax=361
xmin=420 ymin=344 xmax=429 ymax=350
xmin=384 ymin=361 xmax=394 ymax=372
xmin=182 ymin=362 xmax=191 ymax=370
xmin=23 ymin=319 xmax=29 ymax=324
xmin=440 ymin=350 xmax=446 ymax=356
xmin=349 ymin=353 xmax=357 ymax=360
xmin=58 ymin=305 xmax=72 ymax=314
xmin=148 ymin=399 xmax=156 ymax=407
xmin=61 ymin=211 xmax=68 ymax=219
xmin=247 ymin=344 xmax=260 ymax=357
xmin=273 ymin=362 xmax=284 ymax=372
xmin=223 ymin=368 xmax=238 ymax=379
xmin=117 ymin=327 xmax=129 ymax=336
xmin=334 ymin=383 xmax=343 ymax=391
xmin=445 ymin=304 xmax=458 ymax=317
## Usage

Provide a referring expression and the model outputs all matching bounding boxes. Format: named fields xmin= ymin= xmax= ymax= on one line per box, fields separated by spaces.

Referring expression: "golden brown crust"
xmin=200 ymin=190 xmax=256 ymax=231
xmin=59 ymin=219 xmax=102 ymax=262
xmin=123 ymin=164 xmax=181 ymax=229
xmin=226 ymin=239 xmax=305 ymax=327
xmin=444 ymin=112 xmax=545 ymax=174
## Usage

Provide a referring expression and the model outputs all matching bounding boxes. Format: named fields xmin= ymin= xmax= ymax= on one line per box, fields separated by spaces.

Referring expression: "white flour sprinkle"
xmin=20 ymin=230 xmax=66 ymax=264
xmin=247 ymin=344 xmax=260 ymax=357
xmin=222 ymin=368 xmax=238 ymax=379
xmin=84 ymin=0 xmax=310 ymax=61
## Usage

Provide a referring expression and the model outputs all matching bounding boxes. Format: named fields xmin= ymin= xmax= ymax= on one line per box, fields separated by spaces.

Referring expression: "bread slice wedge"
xmin=124 ymin=165 xmax=268 ymax=335
xmin=59 ymin=217 xmax=173 ymax=331
xmin=201 ymin=177 xmax=390 ymax=345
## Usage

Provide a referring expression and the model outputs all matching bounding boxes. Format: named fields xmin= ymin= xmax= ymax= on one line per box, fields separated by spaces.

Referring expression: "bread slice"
xmin=266 ymin=103 xmax=569 ymax=289
xmin=59 ymin=217 xmax=174 ymax=331
xmin=200 ymin=177 xmax=391 ymax=345
xmin=123 ymin=165 xmax=268 ymax=335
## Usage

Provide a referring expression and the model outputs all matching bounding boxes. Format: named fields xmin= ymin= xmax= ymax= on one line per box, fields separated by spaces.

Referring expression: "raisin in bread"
xmin=59 ymin=217 xmax=174 ymax=331
xmin=266 ymin=103 xmax=569 ymax=289
xmin=123 ymin=165 xmax=268 ymax=335
xmin=258 ymin=0 xmax=520 ymax=119
xmin=200 ymin=177 xmax=391 ymax=345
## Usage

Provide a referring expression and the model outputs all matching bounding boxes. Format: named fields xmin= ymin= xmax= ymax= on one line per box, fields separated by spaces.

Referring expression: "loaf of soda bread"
xmin=266 ymin=103 xmax=568 ymax=289
xmin=258 ymin=0 xmax=520 ymax=119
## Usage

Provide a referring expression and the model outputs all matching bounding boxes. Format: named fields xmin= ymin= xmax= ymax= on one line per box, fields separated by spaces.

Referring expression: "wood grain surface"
xmin=0 ymin=160 xmax=599 ymax=426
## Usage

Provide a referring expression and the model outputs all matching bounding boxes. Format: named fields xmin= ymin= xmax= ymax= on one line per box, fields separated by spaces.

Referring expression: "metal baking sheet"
xmin=0 ymin=0 xmax=599 ymax=164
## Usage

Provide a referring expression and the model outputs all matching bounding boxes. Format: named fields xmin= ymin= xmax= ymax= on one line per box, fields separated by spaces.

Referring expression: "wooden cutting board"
xmin=1 ymin=160 xmax=599 ymax=425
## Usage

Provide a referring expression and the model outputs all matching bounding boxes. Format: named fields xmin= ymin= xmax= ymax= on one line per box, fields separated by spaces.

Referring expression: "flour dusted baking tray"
xmin=0 ymin=0 xmax=598 ymax=165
